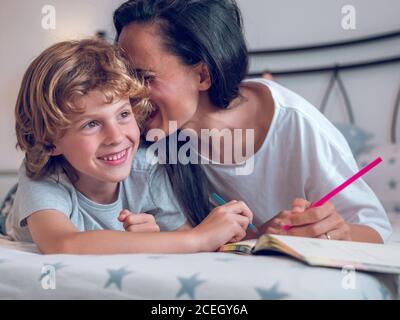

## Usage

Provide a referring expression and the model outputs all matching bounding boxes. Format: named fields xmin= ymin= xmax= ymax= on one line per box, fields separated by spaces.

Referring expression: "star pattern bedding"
xmin=0 ymin=237 xmax=398 ymax=300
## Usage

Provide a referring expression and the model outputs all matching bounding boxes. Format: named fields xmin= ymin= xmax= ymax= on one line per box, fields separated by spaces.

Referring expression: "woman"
xmin=113 ymin=0 xmax=391 ymax=243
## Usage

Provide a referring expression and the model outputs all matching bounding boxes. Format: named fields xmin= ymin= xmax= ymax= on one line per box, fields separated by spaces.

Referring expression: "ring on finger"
xmin=325 ymin=232 xmax=331 ymax=240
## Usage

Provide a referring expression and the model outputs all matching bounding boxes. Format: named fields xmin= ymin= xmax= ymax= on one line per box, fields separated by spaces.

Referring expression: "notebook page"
xmin=272 ymin=235 xmax=400 ymax=267
xmin=229 ymin=239 xmax=257 ymax=247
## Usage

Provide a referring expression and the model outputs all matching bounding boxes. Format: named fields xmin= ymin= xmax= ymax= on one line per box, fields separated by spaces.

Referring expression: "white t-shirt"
xmin=200 ymin=79 xmax=392 ymax=242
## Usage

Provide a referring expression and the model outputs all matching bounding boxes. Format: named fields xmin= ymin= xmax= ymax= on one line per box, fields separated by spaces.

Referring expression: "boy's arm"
xmin=27 ymin=201 xmax=253 ymax=254
xmin=27 ymin=210 xmax=199 ymax=254
xmin=175 ymin=223 xmax=192 ymax=231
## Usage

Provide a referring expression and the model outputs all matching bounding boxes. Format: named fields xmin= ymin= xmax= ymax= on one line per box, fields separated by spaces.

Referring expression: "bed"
xmin=388 ymin=211 xmax=400 ymax=244
xmin=0 ymin=235 xmax=398 ymax=300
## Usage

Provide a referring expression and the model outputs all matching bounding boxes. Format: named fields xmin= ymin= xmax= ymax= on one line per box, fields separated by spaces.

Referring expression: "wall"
xmin=240 ymin=0 xmax=400 ymax=144
xmin=1 ymin=0 xmax=399 ymax=198
xmin=0 ymin=0 xmax=122 ymax=197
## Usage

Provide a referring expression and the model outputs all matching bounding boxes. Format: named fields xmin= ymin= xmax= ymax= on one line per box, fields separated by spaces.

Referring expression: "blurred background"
xmin=1 ymin=0 xmax=400 ymax=217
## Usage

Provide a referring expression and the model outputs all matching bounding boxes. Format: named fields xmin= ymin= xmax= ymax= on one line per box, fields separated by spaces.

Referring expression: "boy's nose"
xmin=103 ymin=124 xmax=124 ymax=145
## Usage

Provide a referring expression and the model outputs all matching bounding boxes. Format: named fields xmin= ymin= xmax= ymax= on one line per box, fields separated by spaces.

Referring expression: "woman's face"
xmin=119 ymin=22 xmax=204 ymax=136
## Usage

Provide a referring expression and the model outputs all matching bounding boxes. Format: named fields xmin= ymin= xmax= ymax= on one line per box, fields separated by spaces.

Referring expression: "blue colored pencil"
xmin=211 ymin=193 xmax=260 ymax=236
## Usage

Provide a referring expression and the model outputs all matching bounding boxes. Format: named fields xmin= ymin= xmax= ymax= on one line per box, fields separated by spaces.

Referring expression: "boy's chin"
xmin=94 ymin=163 xmax=130 ymax=183
xmin=104 ymin=170 xmax=131 ymax=183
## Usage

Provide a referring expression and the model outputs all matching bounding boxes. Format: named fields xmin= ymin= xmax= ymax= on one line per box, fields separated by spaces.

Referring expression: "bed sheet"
xmin=0 ymin=236 xmax=398 ymax=300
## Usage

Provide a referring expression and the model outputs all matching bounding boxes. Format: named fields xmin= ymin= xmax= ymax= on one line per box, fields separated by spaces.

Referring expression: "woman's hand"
xmin=191 ymin=200 xmax=254 ymax=251
xmin=261 ymin=198 xmax=352 ymax=241
xmin=118 ymin=210 xmax=161 ymax=233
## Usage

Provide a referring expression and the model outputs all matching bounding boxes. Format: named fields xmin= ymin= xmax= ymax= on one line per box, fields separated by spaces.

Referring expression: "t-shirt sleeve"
xmin=148 ymin=165 xmax=188 ymax=231
xmin=12 ymin=166 xmax=73 ymax=228
xmin=302 ymin=120 xmax=392 ymax=243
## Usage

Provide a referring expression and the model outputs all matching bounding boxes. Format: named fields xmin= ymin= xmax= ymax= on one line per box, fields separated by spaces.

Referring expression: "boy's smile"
xmin=97 ymin=147 xmax=131 ymax=166
xmin=52 ymin=90 xmax=140 ymax=202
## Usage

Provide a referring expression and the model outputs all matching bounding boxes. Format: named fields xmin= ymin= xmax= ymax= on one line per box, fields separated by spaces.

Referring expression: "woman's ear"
xmin=194 ymin=62 xmax=211 ymax=91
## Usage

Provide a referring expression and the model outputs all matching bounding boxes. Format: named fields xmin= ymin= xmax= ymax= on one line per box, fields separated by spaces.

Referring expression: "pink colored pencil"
xmin=282 ymin=156 xmax=382 ymax=231
xmin=309 ymin=156 xmax=382 ymax=208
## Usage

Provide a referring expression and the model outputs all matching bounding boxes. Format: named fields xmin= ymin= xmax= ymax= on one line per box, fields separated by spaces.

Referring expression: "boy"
xmin=4 ymin=39 xmax=253 ymax=254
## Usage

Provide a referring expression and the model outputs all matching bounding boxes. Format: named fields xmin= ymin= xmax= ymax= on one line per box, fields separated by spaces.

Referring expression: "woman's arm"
xmin=28 ymin=200 xmax=253 ymax=254
xmin=349 ymin=224 xmax=383 ymax=243
xmin=260 ymin=199 xmax=384 ymax=244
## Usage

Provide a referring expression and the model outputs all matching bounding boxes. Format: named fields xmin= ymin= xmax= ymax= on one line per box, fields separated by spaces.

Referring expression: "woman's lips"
xmin=97 ymin=147 xmax=130 ymax=166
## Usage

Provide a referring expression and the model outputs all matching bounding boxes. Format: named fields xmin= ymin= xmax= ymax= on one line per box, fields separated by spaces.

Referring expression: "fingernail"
xmin=292 ymin=206 xmax=303 ymax=213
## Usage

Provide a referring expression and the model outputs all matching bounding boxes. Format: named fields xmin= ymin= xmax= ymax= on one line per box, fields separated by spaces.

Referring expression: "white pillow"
xmin=387 ymin=211 xmax=400 ymax=244
xmin=334 ymin=123 xmax=374 ymax=157
xmin=357 ymin=144 xmax=400 ymax=216
xmin=0 ymin=184 xmax=17 ymax=235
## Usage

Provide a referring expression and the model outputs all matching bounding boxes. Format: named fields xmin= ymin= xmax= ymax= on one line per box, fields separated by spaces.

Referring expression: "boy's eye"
xmin=118 ymin=110 xmax=132 ymax=121
xmin=121 ymin=111 xmax=131 ymax=118
xmin=82 ymin=120 xmax=99 ymax=129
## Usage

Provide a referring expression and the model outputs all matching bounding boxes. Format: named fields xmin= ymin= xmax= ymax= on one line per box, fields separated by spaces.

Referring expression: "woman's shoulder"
xmin=240 ymin=78 xmax=319 ymax=130
xmin=246 ymin=79 xmax=352 ymax=155
xmin=244 ymin=78 xmax=316 ymax=113
xmin=245 ymin=79 xmax=332 ymax=128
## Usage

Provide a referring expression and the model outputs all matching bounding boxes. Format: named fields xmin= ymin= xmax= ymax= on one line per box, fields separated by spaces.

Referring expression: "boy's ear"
xmin=50 ymin=143 xmax=63 ymax=156
xmin=194 ymin=62 xmax=211 ymax=91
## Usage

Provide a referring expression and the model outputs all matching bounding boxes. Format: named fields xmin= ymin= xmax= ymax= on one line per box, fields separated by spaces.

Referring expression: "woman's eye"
xmin=136 ymin=70 xmax=155 ymax=84
xmin=144 ymin=75 xmax=155 ymax=84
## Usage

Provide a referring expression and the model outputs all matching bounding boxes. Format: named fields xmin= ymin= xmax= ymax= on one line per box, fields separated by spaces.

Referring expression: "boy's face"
xmin=53 ymin=90 xmax=140 ymax=185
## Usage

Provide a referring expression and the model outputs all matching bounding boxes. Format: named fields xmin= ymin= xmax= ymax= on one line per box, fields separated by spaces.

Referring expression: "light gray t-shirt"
xmin=5 ymin=148 xmax=187 ymax=242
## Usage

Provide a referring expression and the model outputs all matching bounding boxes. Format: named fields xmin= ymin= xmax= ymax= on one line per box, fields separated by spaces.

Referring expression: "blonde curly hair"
xmin=15 ymin=38 xmax=150 ymax=180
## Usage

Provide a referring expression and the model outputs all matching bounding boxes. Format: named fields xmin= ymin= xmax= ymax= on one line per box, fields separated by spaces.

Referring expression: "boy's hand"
xmin=118 ymin=210 xmax=160 ymax=233
xmin=261 ymin=198 xmax=352 ymax=241
xmin=192 ymin=200 xmax=254 ymax=251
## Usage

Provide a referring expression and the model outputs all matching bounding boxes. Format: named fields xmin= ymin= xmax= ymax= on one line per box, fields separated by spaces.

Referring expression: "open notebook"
xmin=222 ymin=234 xmax=400 ymax=274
